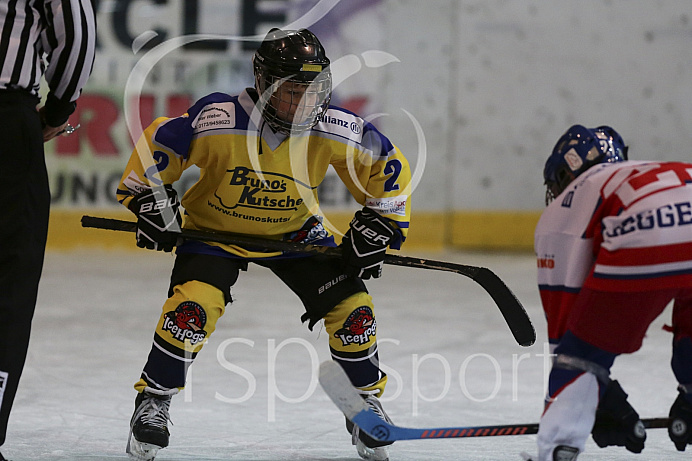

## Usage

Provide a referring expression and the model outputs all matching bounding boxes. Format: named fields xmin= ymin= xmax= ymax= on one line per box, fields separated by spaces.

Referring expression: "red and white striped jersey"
xmin=535 ymin=160 xmax=692 ymax=342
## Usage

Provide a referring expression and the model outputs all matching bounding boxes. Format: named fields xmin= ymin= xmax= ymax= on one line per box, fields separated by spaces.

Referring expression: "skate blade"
xmin=126 ymin=433 xmax=162 ymax=461
xmin=356 ymin=441 xmax=389 ymax=461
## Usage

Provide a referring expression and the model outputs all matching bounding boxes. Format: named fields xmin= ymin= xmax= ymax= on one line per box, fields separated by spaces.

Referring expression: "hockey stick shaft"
xmin=318 ymin=361 xmax=668 ymax=442
xmin=80 ymin=215 xmax=535 ymax=346
xmin=357 ymin=415 xmax=669 ymax=441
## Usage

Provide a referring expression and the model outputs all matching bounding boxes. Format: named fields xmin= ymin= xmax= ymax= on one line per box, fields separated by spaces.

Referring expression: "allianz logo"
xmin=320 ymin=114 xmax=361 ymax=134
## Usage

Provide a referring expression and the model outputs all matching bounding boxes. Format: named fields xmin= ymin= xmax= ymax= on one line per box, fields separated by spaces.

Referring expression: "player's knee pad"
xmin=324 ymin=292 xmax=387 ymax=396
xmin=135 ymin=280 xmax=226 ymax=393
xmin=155 ymin=280 xmax=226 ymax=355
xmin=324 ymin=292 xmax=378 ymax=352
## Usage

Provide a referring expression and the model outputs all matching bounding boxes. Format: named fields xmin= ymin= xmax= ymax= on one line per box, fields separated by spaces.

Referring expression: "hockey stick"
xmin=318 ymin=361 xmax=668 ymax=441
xmin=80 ymin=215 xmax=535 ymax=347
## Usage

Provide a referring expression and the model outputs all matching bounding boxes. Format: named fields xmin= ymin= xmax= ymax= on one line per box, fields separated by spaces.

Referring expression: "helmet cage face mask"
xmin=544 ymin=124 xmax=628 ymax=205
xmin=254 ymin=65 xmax=332 ymax=135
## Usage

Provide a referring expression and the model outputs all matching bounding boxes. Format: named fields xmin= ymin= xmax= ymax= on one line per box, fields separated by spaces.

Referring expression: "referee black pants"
xmin=0 ymin=91 xmax=48 ymax=446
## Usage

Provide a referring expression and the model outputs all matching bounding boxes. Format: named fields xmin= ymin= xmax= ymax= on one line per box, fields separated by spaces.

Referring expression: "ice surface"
xmin=2 ymin=249 xmax=683 ymax=460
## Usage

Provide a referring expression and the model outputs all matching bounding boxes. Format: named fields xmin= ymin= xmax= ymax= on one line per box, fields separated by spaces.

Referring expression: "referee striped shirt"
xmin=0 ymin=0 xmax=95 ymax=104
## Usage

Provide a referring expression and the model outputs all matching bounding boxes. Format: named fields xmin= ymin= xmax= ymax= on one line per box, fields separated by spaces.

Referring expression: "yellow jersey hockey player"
xmin=117 ymin=28 xmax=411 ymax=461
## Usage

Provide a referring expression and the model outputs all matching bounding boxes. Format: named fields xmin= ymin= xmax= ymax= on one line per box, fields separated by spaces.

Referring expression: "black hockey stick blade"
xmin=81 ymin=215 xmax=535 ymax=346
xmin=318 ymin=361 xmax=668 ymax=442
xmin=381 ymin=256 xmax=535 ymax=346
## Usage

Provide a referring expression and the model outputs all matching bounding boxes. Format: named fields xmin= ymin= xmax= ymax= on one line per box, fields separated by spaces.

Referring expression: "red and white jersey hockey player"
xmin=533 ymin=124 xmax=692 ymax=460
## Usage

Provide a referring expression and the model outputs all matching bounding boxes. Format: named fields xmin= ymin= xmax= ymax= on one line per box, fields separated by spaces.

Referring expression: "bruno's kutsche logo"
xmin=162 ymin=301 xmax=208 ymax=345
xmin=334 ymin=306 xmax=377 ymax=347
xmin=213 ymin=166 xmax=312 ymax=212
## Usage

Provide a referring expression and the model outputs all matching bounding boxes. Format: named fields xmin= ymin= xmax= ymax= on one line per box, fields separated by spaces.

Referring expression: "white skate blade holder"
xmin=126 ymin=434 xmax=162 ymax=461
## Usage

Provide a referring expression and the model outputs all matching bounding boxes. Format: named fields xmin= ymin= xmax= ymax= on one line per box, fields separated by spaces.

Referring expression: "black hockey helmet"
xmin=543 ymin=124 xmax=628 ymax=205
xmin=253 ymin=28 xmax=332 ymax=134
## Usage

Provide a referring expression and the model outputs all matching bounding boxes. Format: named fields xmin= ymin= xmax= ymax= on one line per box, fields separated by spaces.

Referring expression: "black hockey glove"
xmin=130 ymin=184 xmax=182 ymax=252
xmin=341 ymin=207 xmax=396 ymax=280
xmin=591 ymin=380 xmax=646 ymax=454
xmin=668 ymin=389 xmax=692 ymax=451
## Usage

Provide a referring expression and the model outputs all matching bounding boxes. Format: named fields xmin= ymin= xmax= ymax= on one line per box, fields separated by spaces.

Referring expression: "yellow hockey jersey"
xmin=116 ymin=89 xmax=411 ymax=258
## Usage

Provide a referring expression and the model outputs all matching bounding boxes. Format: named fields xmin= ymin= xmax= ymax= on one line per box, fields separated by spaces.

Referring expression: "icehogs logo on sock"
xmin=162 ymin=301 xmax=208 ymax=345
xmin=334 ymin=306 xmax=376 ymax=347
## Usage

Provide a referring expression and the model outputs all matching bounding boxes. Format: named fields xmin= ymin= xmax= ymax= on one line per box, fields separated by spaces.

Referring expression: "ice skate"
xmin=126 ymin=388 xmax=176 ymax=460
xmin=520 ymin=445 xmax=579 ymax=461
xmin=551 ymin=446 xmax=579 ymax=461
xmin=346 ymin=395 xmax=393 ymax=461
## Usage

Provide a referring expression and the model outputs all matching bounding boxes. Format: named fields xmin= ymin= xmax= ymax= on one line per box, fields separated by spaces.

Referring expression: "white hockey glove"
xmin=130 ymin=185 xmax=182 ymax=252
xmin=341 ymin=207 xmax=396 ymax=280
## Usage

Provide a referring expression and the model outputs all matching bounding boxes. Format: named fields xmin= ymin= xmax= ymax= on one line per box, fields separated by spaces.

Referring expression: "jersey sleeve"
xmin=115 ymin=116 xmax=190 ymax=211
xmin=115 ymin=92 xmax=234 ymax=211
xmin=42 ymin=0 xmax=97 ymax=125
xmin=535 ymin=229 xmax=595 ymax=344
xmin=331 ymin=121 xmax=412 ymax=249
xmin=534 ymin=172 xmax=605 ymax=343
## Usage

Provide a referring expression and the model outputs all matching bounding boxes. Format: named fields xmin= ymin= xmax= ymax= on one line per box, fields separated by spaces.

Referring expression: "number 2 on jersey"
xmin=384 ymin=159 xmax=402 ymax=192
